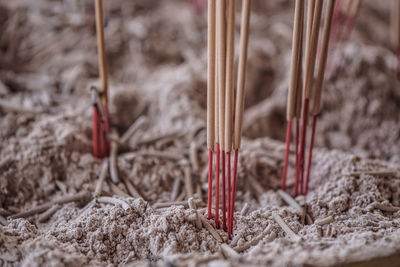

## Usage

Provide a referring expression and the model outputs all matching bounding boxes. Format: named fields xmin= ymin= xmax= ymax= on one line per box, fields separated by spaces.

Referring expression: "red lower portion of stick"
xmin=295 ymin=118 xmax=300 ymax=193
xmin=229 ymin=149 xmax=239 ymax=238
xmin=295 ymin=99 xmax=309 ymax=196
xmin=281 ymin=121 xmax=292 ymax=191
xmin=215 ymin=143 xmax=220 ymax=229
xmin=221 ymin=150 xmax=226 ymax=231
xmin=92 ymin=106 xmax=100 ymax=158
xmin=207 ymin=149 xmax=213 ymax=220
xmin=226 ymin=151 xmax=231 ymax=238
xmin=305 ymin=115 xmax=317 ymax=195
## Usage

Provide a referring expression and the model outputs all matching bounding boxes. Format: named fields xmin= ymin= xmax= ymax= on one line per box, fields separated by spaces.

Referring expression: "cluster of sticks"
xmin=206 ymin=0 xmax=251 ymax=238
xmin=282 ymin=0 xmax=336 ymax=196
xmin=92 ymin=0 xmax=111 ymax=158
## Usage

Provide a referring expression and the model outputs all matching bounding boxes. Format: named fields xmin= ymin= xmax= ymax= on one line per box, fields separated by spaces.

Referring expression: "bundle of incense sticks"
xmin=207 ymin=0 xmax=251 ymax=238
xmin=93 ymin=0 xmax=111 ymax=158
xmin=282 ymin=0 xmax=336 ymax=196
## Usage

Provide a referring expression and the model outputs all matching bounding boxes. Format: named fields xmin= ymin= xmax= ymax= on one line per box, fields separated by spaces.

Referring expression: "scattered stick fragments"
xmin=38 ymin=204 xmax=61 ymax=223
xmin=278 ymin=189 xmax=302 ymax=212
xmin=235 ymin=224 xmax=273 ymax=252
xmin=220 ymin=244 xmax=239 ymax=258
xmin=10 ymin=191 xmax=91 ymax=219
xmin=94 ymin=160 xmax=109 ymax=198
xmin=374 ymin=203 xmax=400 ymax=212
xmin=272 ymin=212 xmax=300 ymax=241
xmin=120 ymin=116 xmax=148 ymax=145
xmin=184 ymin=164 xmax=194 ymax=199
xmin=96 ymin=196 xmax=130 ymax=211
xmin=188 ymin=197 xmax=202 ymax=229
xmin=109 ymin=132 xmax=120 ymax=183
xmin=344 ymin=170 xmax=397 ymax=177
xmin=314 ymin=215 xmax=334 ymax=226
xmin=200 ymin=216 xmax=223 ymax=242
xmin=240 ymin=203 xmax=249 ymax=216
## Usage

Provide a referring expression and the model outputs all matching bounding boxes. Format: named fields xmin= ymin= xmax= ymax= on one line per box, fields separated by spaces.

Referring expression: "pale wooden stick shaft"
xmin=233 ymin=0 xmax=251 ymax=150
xmin=207 ymin=0 xmax=216 ymax=150
xmin=215 ymin=47 xmax=219 ymax=144
xmin=313 ymin=0 xmax=336 ymax=115
xmin=217 ymin=0 xmax=226 ymax=151
xmin=303 ymin=0 xmax=323 ymax=100
xmin=295 ymin=13 xmax=304 ymax=119
xmin=224 ymin=0 xmax=235 ymax=152
xmin=287 ymin=0 xmax=305 ymax=121
xmin=94 ymin=0 xmax=108 ymax=103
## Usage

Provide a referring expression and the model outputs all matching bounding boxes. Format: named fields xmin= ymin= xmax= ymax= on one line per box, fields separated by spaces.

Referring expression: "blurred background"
xmin=0 ymin=0 xmax=399 ymax=163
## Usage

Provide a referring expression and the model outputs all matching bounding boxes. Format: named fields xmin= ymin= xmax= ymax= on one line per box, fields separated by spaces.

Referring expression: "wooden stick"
xmin=235 ymin=224 xmax=273 ymax=252
xmin=11 ymin=192 xmax=91 ymax=219
xmin=184 ymin=164 xmax=194 ymax=199
xmin=277 ymin=189 xmax=302 ymax=212
xmin=120 ymin=116 xmax=148 ymax=144
xmin=240 ymin=203 xmax=249 ymax=216
xmin=295 ymin=6 xmax=305 ymax=120
xmin=315 ymin=215 xmax=333 ymax=226
xmin=200 ymin=216 xmax=223 ymax=242
xmin=303 ymin=0 xmax=323 ymax=100
xmin=121 ymin=176 xmax=142 ymax=199
xmin=123 ymin=150 xmax=181 ymax=161
xmin=207 ymin=0 xmax=216 ymax=151
xmin=233 ymin=0 xmax=251 ymax=150
xmin=220 ymin=244 xmax=239 ymax=258
xmin=97 ymin=196 xmax=129 ymax=210
xmin=188 ymin=197 xmax=202 ymax=229
xmin=94 ymin=0 xmax=108 ymax=104
xmin=94 ymin=160 xmax=109 ymax=198
xmin=38 ymin=204 xmax=61 ymax=223
xmin=189 ymin=142 xmax=199 ymax=172
xmin=171 ymin=176 xmax=181 ymax=201
xmin=224 ymin=0 xmax=235 ymax=152
xmin=312 ymin=0 xmax=336 ymax=115
xmin=110 ymin=134 xmax=120 ymax=183
xmin=344 ymin=170 xmax=397 ymax=177
xmin=107 ymin=181 xmax=130 ymax=198
xmin=153 ymin=199 xmax=203 ymax=209
xmin=287 ymin=0 xmax=305 ymax=121
xmin=272 ymin=212 xmax=300 ymax=241
xmin=217 ymin=0 xmax=226 ymax=152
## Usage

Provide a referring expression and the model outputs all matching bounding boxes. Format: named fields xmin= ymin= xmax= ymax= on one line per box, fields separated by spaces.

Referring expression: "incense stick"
xmin=282 ymin=0 xmax=304 ymax=192
xmin=94 ymin=0 xmax=108 ymax=104
xmin=304 ymin=0 xmax=336 ymax=195
xmin=207 ymin=0 xmax=216 ymax=221
xmin=296 ymin=0 xmax=323 ymax=196
xmin=231 ymin=0 xmax=251 ymax=237
xmin=224 ymin=0 xmax=235 ymax=235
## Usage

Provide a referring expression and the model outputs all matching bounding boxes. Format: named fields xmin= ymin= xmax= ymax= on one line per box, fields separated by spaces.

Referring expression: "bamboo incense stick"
xmin=231 ymin=0 xmax=251 ymax=237
xmin=207 ymin=0 xmax=216 ymax=221
xmin=304 ymin=0 xmax=336 ymax=195
xmin=94 ymin=0 xmax=108 ymax=104
xmin=214 ymin=0 xmax=227 ymax=229
xmin=224 ymin=0 xmax=235 ymax=235
xmin=296 ymin=0 xmax=323 ymax=196
xmin=282 ymin=0 xmax=304 ymax=192
xmin=94 ymin=0 xmax=110 ymax=158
